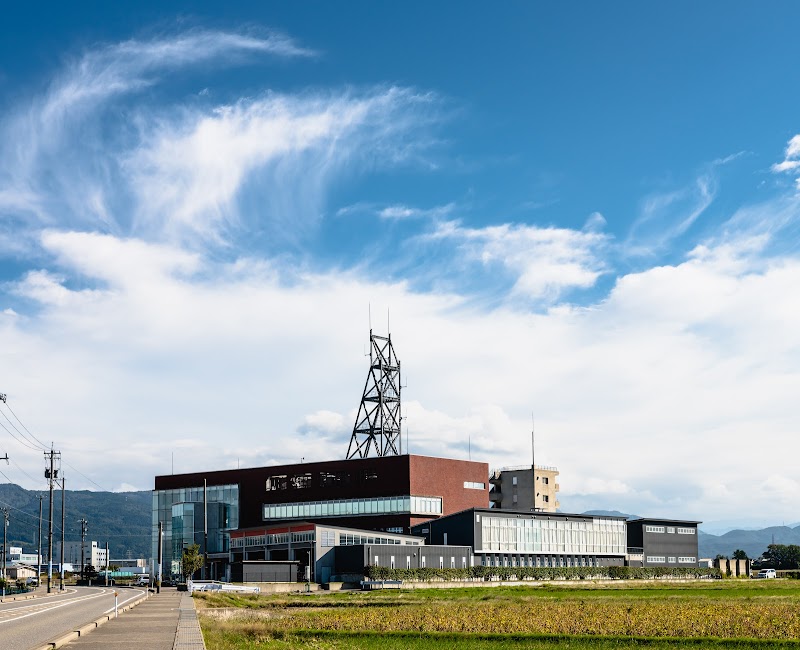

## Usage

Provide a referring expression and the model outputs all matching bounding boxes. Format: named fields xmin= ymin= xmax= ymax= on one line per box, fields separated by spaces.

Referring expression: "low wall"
xmin=246 ymin=582 xmax=321 ymax=594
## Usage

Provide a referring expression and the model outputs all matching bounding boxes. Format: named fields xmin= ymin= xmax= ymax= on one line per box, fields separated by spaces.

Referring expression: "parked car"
xmin=755 ymin=569 xmax=777 ymax=579
xmin=26 ymin=577 xmax=39 ymax=587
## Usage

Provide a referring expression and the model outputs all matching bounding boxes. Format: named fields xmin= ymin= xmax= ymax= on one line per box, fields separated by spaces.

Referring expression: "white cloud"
xmin=1 ymin=221 xmax=798 ymax=528
xmin=772 ymin=134 xmax=800 ymax=185
xmin=426 ymin=220 xmax=608 ymax=301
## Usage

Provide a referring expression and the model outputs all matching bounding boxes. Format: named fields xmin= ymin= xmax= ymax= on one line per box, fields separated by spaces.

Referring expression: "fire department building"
xmin=152 ymin=454 xmax=488 ymax=579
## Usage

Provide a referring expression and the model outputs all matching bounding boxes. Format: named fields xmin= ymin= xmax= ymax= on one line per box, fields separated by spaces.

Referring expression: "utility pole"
xmin=44 ymin=446 xmax=60 ymax=594
xmin=60 ymin=477 xmax=66 ymax=590
xmin=1 ymin=508 xmax=8 ymax=598
xmin=38 ymin=494 xmax=43 ymax=581
xmin=79 ymin=518 xmax=88 ymax=582
xmin=531 ymin=415 xmax=537 ymax=513
xmin=157 ymin=520 xmax=163 ymax=593
xmin=203 ymin=478 xmax=208 ymax=581
xmin=105 ymin=541 xmax=109 ymax=587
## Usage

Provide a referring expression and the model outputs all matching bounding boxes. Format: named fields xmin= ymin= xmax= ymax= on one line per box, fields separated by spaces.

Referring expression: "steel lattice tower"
xmin=346 ymin=330 xmax=402 ymax=459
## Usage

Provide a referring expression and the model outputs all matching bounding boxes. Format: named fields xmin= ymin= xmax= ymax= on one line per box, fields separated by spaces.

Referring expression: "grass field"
xmin=196 ymin=580 xmax=800 ymax=649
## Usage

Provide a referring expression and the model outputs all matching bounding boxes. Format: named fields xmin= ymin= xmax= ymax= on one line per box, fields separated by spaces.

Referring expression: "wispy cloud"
xmin=337 ymin=201 xmax=455 ymax=221
xmin=624 ymin=174 xmax=716 ymax=257
xmin=127 ymin=87 xmax=440 ymax=245
xmin=772 ymin=134 xmax=800 ymax=188
xmin=0 ymin=29 xmax=441 ymax=253
xmin=0 ymin=30 xmax=314 ymax=250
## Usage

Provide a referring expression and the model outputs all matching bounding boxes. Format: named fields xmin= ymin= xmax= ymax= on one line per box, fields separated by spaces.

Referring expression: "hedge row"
xmin=363 ymin=565 xmax=721 ymax=582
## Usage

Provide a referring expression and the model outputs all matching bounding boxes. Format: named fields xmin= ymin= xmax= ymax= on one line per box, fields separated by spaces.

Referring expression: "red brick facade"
xmin=155 ymin=454 xmax=488 ymax=533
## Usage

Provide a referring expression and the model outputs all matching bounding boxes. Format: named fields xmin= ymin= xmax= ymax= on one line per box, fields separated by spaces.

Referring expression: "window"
xmin=646 ymin=556 xmax=666 ymax=563
xmin=421 ymin=556 xmax=426 ymax=568
xmin=263 ymin=495 xmax=440 ymax=520
xmin=678 ymin=557 xmax=696 ymax=564
xmin=390 ymin=556 xmax=395 ymax=570
xmin=677 ymin=527 xmax=695 ymax=535
xmin=645 ymin=525 xmax=665 ymax=533
xmin=439 ymin=557 xmax=444 ymax=569
xmin=543 ymin=495 xmax=549 ymax=503
xmin=666 ymin=527 xmax=675 ymax=534
xmin=450 ymin=557 xmax=455 ymax=568
xmin=512 ymin=476 xmax=518 ymax=486
xmin=464 ymin=481 xmax=485 ymax=490
xmin=668 ymin=557 xmax=676 ymax=563
xmin=320 ymin=531 xmax=335 ymax=547
xmin=542 ymin=477 xmax=549 ymax=485
xmin=406 ymin=556 xmax=411 ymax=569
xmin=512 ymin=494 xmax=518 ymax=503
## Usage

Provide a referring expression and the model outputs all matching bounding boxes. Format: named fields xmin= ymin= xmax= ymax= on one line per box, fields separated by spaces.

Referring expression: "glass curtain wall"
xmin=480 ymin=516 xmax=626 ymax=556
xmin=152 ymin=484 xmax=239 ymax=578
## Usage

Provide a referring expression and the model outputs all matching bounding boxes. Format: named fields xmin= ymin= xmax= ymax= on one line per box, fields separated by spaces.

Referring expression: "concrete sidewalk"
xmin=55 ymin=589 xmax=206 ymax=650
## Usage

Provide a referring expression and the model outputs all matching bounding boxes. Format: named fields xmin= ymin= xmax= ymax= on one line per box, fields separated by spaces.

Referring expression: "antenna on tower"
xmin=346 ymin=329 xmax=402 ymax=459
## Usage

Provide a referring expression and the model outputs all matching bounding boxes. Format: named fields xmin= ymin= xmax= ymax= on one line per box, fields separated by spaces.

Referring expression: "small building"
xmin=412 ymin=508 xmax=627 ymax=568
xmin=230 ymin=521 xmax=426 ymax=583
xmin=53 ymin=541 xmax=108 ymax=571
xmin=489 ymin=465 xmax=560 ymax=512
xmin=5 ymin=546 xmax=41 ymax=566
xmin=625 ymin=518 xmax=700 ymax=568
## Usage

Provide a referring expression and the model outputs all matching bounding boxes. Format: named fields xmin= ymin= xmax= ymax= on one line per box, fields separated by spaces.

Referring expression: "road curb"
xmin=0 ymin=592 xmax=37 ymax=603
xmin=31 ymin=590 xmax=150 ymax=650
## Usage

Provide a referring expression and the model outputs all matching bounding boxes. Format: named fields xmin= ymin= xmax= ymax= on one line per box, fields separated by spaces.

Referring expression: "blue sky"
xmin=1 ymin=2 xmax=799 ymax=531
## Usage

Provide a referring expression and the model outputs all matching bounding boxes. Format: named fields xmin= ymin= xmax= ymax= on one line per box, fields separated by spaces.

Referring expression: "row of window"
xmin=464 ymin=481 xmax=486 ymax=490
xmin=338 ymin=533 xmax=407 ymax=547
xmin=645 ymin=525 xmax=695 ymax=535
xmin=230 ymin=530 xmax=316 ymax=548
xmin=480 ymin=516 xmax=626 ymax=555
xmin=376 ymin=555 xmax=469 ymax=570
xmin=481 ymin=555 xmax=599 ymax=568
xmin=646 ymin=556 xmax=697 ymax=563
xmin=263 ymin=495 xmax=443 ymax=520
xmin=265 ymin=469 xmax=381 ymax=491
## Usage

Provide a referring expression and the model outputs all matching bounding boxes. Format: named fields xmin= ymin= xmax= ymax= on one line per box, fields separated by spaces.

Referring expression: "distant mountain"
xmin=698 ymin=526 xmax=800 ymax=559
xmin=582 ymin=510 xmax=640 ymax=520
xmin=0 ymin=483 xmax=151 ymax=560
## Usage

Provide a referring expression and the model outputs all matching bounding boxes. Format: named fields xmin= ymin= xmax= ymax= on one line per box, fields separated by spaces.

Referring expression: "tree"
xmin=762 ymin=544 xmax=800 ymax=570
xmin=732 ymin=549 xmax=748 ymax=560
xmin=83 ymin=564 xmax=99 ymax=581
xmin=181 ymin=543 xmax=203 ymax=580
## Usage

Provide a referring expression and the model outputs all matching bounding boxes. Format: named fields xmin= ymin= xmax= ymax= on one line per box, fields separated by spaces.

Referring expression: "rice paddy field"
xmin=195 ymin=580 xmax=800 ymax=649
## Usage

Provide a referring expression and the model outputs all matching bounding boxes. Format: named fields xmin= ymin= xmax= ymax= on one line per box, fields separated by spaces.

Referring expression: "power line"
xmin=61 ymin=460 xmax=108 ymax=492
xmin=0 ymin=417 xmax=42 ymax=451
xmin=1 ymin=401 xmax=49 ymax=449
xmin=9 ymin=456 xmax=45 ymax=488
xmin=0 ymin=405 xmax=46 ymax=451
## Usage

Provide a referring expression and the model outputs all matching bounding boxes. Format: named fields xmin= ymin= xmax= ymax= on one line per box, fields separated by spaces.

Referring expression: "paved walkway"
xmin=57 ymin=589 xmax=206 ymax=650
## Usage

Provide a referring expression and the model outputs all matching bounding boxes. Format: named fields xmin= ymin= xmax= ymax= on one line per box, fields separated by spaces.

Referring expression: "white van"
xmin=755 ymin=568 xmax=777 ymax=579
xmin=134 ymin=575 xmax=151 ymax=586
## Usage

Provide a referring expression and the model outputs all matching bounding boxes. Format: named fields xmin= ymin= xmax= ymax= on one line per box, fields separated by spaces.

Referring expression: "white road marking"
xmin=102 ymin=589 xmax=146 ymax=614
xmin=0 ymin=589 xmax=111 ymax=624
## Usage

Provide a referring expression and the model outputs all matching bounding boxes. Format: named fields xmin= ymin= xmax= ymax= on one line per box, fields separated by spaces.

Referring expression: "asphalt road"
xmin=0 ymin=586 xmax=147 ymax=650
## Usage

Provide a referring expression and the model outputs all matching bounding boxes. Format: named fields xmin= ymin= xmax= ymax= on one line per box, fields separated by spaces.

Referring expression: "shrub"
xmin=363 ymin=564 xmax=720 ymax=582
